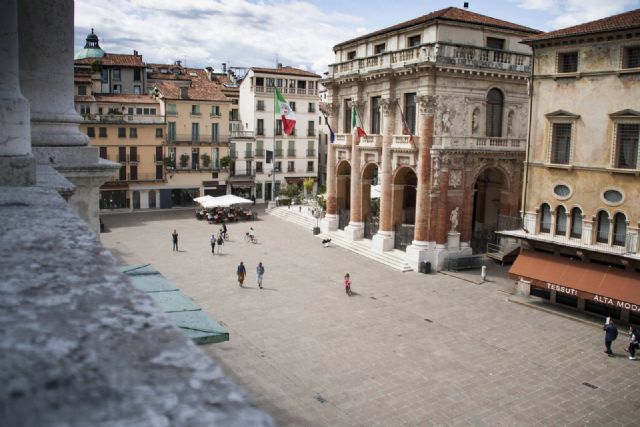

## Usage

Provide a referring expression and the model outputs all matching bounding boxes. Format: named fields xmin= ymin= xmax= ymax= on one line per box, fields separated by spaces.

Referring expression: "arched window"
xmin=555 ymin=206 xmax=567 ymax=235
xmin=596 ymin=211 xmax=610 ymax=243
xmin=486 ymin=88 xmax=504 ymax=137
xmin=540 ymin=203 xmax=551 ymax=233
xmin=570 ymin=207 xmax=582 ymax=238
xmin=613 ymin=212 xmax=627 ymax=246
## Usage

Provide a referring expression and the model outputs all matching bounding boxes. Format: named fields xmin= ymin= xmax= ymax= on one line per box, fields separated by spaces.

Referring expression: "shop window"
xmin=630 ymin=310 xmax=640 ymax=326
xmin=596 ymin=211 xmax=610 ymax=243
xmin=530 ymin=287 xmax=550 ymax=300
xmin=486 ymin=88 xmax=503 ymax=137
xmin=555 ymin=293 xmax=578 ymax=308
xmin=555 ymin=206 xmax=567 ymax=235
xmin=570 ymin=207 xmax=583 ymax=238
xmin=613 ymin=212 xmax=627 ymax=246
xmin=585 ymin=300 xmax=621 ymax=319
xmin=539 ymin=203 xmax=551 ymax=233
xmin=557 ymin=51 xmax=578 ymax=73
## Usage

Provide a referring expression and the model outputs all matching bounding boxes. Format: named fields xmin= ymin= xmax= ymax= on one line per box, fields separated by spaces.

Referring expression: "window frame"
xmin=596 ymin=210 xmax=611 ymax=244
xmin=539 ymin=203 xmax=551 ymax=233
xmin=622 ymin=45 xmax=640 ymax=69
xmin=557 ymin=51 xmax=579 ymax=73
xmin=408 ymin=35 xmax=421 ymax=48
xmin=570 ymin=207 xmax=583 ymax=238
xmin=610 ymin=120 xmax=639 ymax=170
xmin=374 ymin=43 xmax=386 ymax=55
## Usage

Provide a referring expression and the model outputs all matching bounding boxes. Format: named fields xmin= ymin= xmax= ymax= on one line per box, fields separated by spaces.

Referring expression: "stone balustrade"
xmin=328 ymin=42 xmax=532 ymax=79
xmin=334 ymin=133 xmax=352 ymax=146
xmin=391 ymin=135 xmax=419 ymax=151
xmin=359 ymin=135 xmax=382 ymax=149
xmin=433 ymin=136 xmax=526 ymax=151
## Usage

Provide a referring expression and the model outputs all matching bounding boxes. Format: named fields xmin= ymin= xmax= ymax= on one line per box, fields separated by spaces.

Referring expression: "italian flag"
xmin=274 ymin=88 xmax=296 ymax=135
xmin=351 ymin=106 xmax=366 ymax=137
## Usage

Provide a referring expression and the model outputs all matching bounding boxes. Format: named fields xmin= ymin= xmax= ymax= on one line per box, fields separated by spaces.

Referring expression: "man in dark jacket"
xmin=604 ymin=319 xmax=618 ymax=357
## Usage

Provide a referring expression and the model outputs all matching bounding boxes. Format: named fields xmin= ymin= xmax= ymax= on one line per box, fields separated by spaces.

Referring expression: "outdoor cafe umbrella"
xmin=194 ymin=195 xmax=216 ymax=205
xmin=199 ymin=194 xmax=253 ymax=209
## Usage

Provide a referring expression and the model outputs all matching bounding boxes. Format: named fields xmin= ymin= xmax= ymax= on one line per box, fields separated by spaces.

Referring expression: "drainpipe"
xmin=521 ymin=45 xmax=535 ymax=234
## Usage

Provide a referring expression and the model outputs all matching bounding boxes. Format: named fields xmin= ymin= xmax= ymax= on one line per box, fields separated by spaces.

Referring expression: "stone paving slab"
xmin=100 ymin=209 xmax=640 ymax=426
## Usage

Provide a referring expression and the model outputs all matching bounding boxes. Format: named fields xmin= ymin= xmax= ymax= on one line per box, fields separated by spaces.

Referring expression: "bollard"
xmin=481 ymin=265 xmax=487 ymax=281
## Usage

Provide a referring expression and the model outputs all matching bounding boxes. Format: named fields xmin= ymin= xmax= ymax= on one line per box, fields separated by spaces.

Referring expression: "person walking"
xmin=237 ymin=261 xmax=246 ymax=287
xmin=172 ymin=229 xmax=179 ymax=251
xmin=256 ymin=262 xmax=265 ymax=289
xmin=604 ymin=318 xmax=618 ymax=357
xmin=210 ymin=233 xmax=216 ymax=254
xmin=627 ymin=326 xmax=640 ymax=360
xmin=344 ymin=273 xmax=352 ymax=296
xmin=216 ymin=233 xmax=224 ymax=254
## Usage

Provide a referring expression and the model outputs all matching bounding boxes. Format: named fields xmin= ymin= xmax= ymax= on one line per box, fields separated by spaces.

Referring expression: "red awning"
xmin=510 ymin=250 xmax=640 ymax=310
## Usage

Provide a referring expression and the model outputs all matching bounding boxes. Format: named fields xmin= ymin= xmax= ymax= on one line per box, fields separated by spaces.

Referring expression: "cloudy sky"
xmin=75 ymin=0 xmax=640 ymax=74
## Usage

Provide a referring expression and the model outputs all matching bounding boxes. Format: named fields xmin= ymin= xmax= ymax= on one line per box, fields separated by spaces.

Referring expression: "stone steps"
xmin=267 ymin=206 xmax=413 ymax=272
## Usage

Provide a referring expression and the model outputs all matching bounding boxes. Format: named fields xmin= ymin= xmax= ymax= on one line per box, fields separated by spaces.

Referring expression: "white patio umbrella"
xmin=194 ymin=195 xmax=216 ymax=205
xmin=214 ymin=194 xmax=253 ymax=207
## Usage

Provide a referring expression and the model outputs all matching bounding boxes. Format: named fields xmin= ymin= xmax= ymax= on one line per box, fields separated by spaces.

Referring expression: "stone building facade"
xmin=506 ymin=9 xmax=640 ymax=324
xmin=322 ymin=7 xmax=540 ymax=271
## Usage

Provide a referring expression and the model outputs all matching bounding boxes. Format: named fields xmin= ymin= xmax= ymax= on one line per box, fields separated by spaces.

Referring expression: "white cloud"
xmin=75 ymin=0 xmax=366 ymax=73
xmin=513 ymin=0 xmax=639 ymax=29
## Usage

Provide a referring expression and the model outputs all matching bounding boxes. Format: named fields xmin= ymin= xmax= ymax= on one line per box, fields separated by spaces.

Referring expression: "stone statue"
xmin=450 ymin=207 xmax=459 ymax=232
xmin=471 ymin=108 xmax=479 ymax=134
xmin=507 ymin=110 xmax=514 ymax=137
xmin=441 ymin=108 xmax=451 ymax=134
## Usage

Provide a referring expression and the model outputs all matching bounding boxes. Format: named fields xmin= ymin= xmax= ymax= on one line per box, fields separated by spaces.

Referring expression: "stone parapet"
xmin=0 ymin=185 xmax=273 ymax=426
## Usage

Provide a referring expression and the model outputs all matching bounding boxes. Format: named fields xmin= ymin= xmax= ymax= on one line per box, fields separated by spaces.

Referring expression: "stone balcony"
xmin=327 ymin=42 xmax=532 ymax=80
xmin=359 ymin=135 xmax=382 ymax=150
xmin=433 ymin=136 xmax=526 ymax=152
xmin=334 ymin=133 xmax=352 ymax=147
xmin=83 ymin=114 xmax=165 ymax=124
xmin=391 ymin=135 xmax=418 ymax=152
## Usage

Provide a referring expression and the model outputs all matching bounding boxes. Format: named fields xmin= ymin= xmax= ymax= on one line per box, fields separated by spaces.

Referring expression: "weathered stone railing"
xmin=391 ymin=135 xmax=419 ymax=151
xmin=433 ymin=136 xmax=526 ymax=151
xmin=359 ymin=135 xmax=382 ymax=149
xmin=0 ymin=184 xmax=273 ymax=426
xmin=328 ymin=42 xmax=532 ymax=79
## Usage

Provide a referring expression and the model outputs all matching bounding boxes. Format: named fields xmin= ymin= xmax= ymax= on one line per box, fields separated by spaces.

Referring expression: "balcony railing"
xmin=306 ymin=149 xmax=316 ymax=157
xmin=433 ymin=136 xmax=525 ymax=152
xmin=334 ymin=133 xmax=352 ymax=146
xmin=328 ymin=42 xmax=532 ymax=79
xmin=255 ymin=149 xmax=265 ymax=157
xmin=307 ymin=130 xmax=316 ymax=137
xmin=275 ymin=149 xmax=283 ymax=157
xmin=229 ymin=170 xmax=255 ymax=178
xmin=231 ymin=130 xmax=255 ymax=138
xmin=165 ymin=134 xmax=230 ymax=144
xmin=253 ymin=86 xmax=319 ymax=96
xmin=361 ymin=135 xmax=383 ymax=148
xmin=153 ymin=155 xmax=163 ymax=162
xmin=83 ymin=114 xmax=165 ymax=124
xmin=287 ymin=149 xmax=296 ymax=157
xmin=244 ymin=151 xmax=254 ymax=158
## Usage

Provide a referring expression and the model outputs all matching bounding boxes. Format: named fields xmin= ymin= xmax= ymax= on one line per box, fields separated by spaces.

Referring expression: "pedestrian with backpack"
xmin=604 ymin=317 xmax=618 ymax=357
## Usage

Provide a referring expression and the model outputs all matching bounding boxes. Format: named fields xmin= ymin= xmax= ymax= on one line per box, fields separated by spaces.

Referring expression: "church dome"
xmin=75 ymin=28 xmax=105 ymax=60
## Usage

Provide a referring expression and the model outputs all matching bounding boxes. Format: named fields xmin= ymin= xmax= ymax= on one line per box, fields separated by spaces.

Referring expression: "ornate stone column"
xmin=0 ymin=0 xmax=35 ymax=186
xmin=436 ymin=164 xmax=450 ymax=245
xmin=372 ymin=97 xmax=396 ymax=252
xmin=406 ymin=95 xmax=436 ymax=271
xmin=344 ymin=101 xmax=365 ymax=241
xmin=321 ymin=101 xmax=340 ymax=232
xmin=18 ymin=0 xmax=119 ymax=233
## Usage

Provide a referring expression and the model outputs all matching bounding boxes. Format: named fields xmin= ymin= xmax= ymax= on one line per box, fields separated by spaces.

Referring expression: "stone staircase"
xmin=268 ymin=206 xmax=413 ymax=272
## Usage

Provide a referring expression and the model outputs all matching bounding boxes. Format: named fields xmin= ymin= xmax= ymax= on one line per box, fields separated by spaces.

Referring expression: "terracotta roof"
xmin=335 ymin=7 xmax=541 ymax=49
xmin=74 ymin=74 xmax=92 ymax=83
xmin=74 ymin=95 xmax=95 ymax=102
xmin=147 ymin=72 xmax=192 ymax=81
xmin=155 ymin=69 xmax=231 ymax=102
xmin=523 ymin=8 xmax=640 ymax=43
xmin=251 ymin=66 xmax=320 ymax=78
xmin=75 ymin=53 xmax=144 ymax=67
xmin=93 ymin=94 xmax=159 ymax=105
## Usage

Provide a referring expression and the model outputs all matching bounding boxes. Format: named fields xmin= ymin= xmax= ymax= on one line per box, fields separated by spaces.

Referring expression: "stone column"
xmin=321 ymin=102 xmax=339 ymax=232
xmin=344 ymin=101 xmax=364 ymax=241
xmin=17 ymin=0 xmax=119 ymax=233
xmin=460 ymin=163 xmax=474 ymax=246
xmin=372 ymin=98 xmax=396 ymax=252
xmin=436 ymin=165 xmax=450 ymax=245
xmin=406 ymin=95 xmax=436 ymax=271
xmin=0 ymin=0 xmax=35 ymax=186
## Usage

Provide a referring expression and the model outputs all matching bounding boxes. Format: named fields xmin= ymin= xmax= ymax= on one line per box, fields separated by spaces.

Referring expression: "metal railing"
xmin=230 ymin=130 xmax=255 ymax=138
xmin=254 ymin=86 xmax=318 ymax=96
xmin=83 ymin=114 xmax=164 ymax=124
xmin=244 ymin=151 xmax=254 ymax=158
xmin=275 ymin=149 xmax=283 ymax=157
xmin=287 ymin=149 xmax=296 ymax=157
xmin=307 ymin=130 xmax=316 ymax=137
xmin=255 ymin=149 xmax=264 ymax=157
xmin=165 ymin=134 xmax=229 ymax=144
xmin=306 ymin=149 xmax=316 ymax=157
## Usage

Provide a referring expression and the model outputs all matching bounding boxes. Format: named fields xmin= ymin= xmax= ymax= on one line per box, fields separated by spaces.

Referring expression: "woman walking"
xmin=344 ymin=273 xmax=352 ymax=296
xmin=237 ymin=261 xmax=246 ymax=287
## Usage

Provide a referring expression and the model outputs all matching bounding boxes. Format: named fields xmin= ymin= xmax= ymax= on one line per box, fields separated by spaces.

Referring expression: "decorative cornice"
xmin=418 ymin=95 xmax=437 ymax=116
xmin=380 ymin=98 xmax=396 ymax=117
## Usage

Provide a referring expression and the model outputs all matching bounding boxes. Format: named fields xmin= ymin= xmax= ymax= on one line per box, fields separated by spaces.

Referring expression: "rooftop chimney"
xmin=133 ymin=49 xmax=138 ymax=56
xmin=175 ymin=60 xmax=182 ymax=67
xmin=277 ymin=63 xmax=283 ymax=69
xmin=222 ymin=63 xmax=227 ymax=73
xmin=463 ymin=2 xmax=469 ymax=8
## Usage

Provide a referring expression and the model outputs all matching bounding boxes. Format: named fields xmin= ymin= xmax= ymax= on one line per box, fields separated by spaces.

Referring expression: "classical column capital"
xmin=326 ymin=102 xmax=340 ymax=117
xmin=380 ymin=98 xmax=396 ymax=117
xmin=418 ymin=95 xmax=437 ymax=116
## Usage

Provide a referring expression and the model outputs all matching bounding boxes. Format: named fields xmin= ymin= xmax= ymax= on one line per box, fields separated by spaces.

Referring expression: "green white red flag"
xmin=351 ymin=106 xmax=366 ymax=137
xmin=274 ymin=88 xmax=296 ymax=135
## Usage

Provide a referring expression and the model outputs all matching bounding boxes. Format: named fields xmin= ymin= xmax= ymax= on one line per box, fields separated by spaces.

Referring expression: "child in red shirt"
xmin=344 ymin=273 xmax=352 ymax=296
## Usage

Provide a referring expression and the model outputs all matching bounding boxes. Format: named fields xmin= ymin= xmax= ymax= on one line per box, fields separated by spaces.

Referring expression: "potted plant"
xmin=164 ymin=157 xmax=175 ymax=170
xmin=220 ymin=155 xmax=231 ymax=171
xmin=179 ymin=153 xmax=189 ymax=169
xmin=201 ymin=153 xmax=211 ymax=169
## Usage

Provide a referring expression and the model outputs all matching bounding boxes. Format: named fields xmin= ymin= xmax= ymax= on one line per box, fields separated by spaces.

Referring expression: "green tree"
xmin=201 ymin=153 xmax=211 ymax=168
xmin=179 ymin=153 xmax=189 ymax=168
xmin=303 ymin=177 xmax=314 ymax=196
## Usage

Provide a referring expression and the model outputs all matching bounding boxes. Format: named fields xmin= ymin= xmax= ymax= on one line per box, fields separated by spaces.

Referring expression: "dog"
xmin=322 ymin=238 xmax=331 ymax=248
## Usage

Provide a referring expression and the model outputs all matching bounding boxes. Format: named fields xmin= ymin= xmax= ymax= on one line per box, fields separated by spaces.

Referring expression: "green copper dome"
xmin=75 ymin=28 xmax=105 ymax=60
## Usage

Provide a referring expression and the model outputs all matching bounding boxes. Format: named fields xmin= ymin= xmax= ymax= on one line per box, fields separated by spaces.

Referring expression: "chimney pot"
xmin=463 ymin=2 xmax=469 ymax=8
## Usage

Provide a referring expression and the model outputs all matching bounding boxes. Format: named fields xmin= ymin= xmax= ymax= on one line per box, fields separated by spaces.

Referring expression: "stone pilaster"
xmin=345 ymin=101 xmax=364 ymax=240
xmin=18 ymin=0 xmax=119 ymax=233
xmin=372 ymin=97 xmax=396 ymax=252
xmin=406 ymin=95 xmax=436 ymax=271
xmin=436 ymin=164 xmax=450 ymax=244
xmin=321 ymin=102 xmax=340 ymax=233
xmin=0 ymin=0 xmax=35 ymax=186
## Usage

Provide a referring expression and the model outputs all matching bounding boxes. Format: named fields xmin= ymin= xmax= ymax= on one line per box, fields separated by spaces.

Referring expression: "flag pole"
xmin=272 ymin=87 xmax=277 ymax=203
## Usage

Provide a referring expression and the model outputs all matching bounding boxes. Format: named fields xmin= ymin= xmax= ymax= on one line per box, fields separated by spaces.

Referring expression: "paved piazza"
xmin=101 ymin=209 xmax=639 ymax=426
